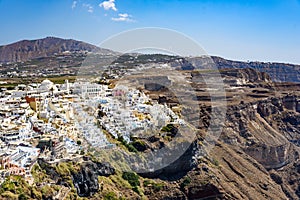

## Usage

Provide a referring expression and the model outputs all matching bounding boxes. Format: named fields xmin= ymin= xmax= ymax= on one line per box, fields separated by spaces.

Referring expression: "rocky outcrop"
xmin=220 ymin=68 xmax=272 ymax=85
xmin=215 ymin=92 xmax=300 ymax=199
xmin=244 ymin=143 xmax=293 ymax=169
xmin=133 ymin=68 xmax=300 ymax=199
xmin=257 ymin=98 xmax=283 ymax=117
xmin=72 ymin=168 xmax=98 ymax=197
xmin=72 ymin=161 xmax=115 ymax=197
xmin=186 ymin=184 xmax=224 ymax=199
xmin=141 ymin=76 xmax=171 ymax=91
xmin=257 ymin=95 xmax=300 ymax=117
xmin=283 ymin=95 xmax=299 ymax=111
xmin=138 ymin=140 xmax=199 ymax=180
xmin=37 ymin=158 xmax=115 ymax=197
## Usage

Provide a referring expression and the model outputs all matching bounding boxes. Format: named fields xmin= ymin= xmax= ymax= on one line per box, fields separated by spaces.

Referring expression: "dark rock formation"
xmin=141 ymin=76 xmax=171 ymax=91
xmin=138 ymin=141 xmax=199 ymax=180
xmin=37 ymin=158 xmax=115 ymax=197
xmin=72 ymin=163 xmax=99 ymax=197
xmin=283 ymin=95 xmax=298 ymax=111
xmin=270 ymin=171 xmax=283 ymax=184
xmin=145 ymin=83 xmax=166 ymax=91
xmin=186 ymin=184 xmax=224 ymax=199
xmin=72 ymin=161 xmax=115 ymax=197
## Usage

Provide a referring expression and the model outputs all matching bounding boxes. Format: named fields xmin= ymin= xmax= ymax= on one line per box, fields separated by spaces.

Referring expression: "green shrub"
xmin=211 ymin=158 xmax=219 ymax=166
xmin=103 ymin=191 xmax=118 ymax=200
xmin=161 ymin=124 xmax=175 ymax=132
xmin=127 ymin=144 xmax=138 ymax=153
xmin=0 ymin=180 xmax=15 ymax=193
xmin=30 ymin=188 xmax=42 ymax=199
xmin=132 ymin=186 xmax=141 ymax=195
xmin=122 ymin=172 xmax=140 ymax=187
xmin=0 ymin=176 xmax=32 ymax=199
xmin=118 ymin=136 xmax=138 ymax=153
xmin=56 ymin=162 xmax=71 ymax=177
xmin=143 ymin=179 xmax=164 ymax=192
xmin=180 ymin=176 xmax=191 ymax=189
xmin=18 ymin=193 xmax=28 ymax=200
xmin=131 ymin=140 xmax=147 ymax=152
xmin=143 ymin=179 xmax=151 ymax=187
xmin=152 ymin=183 xmax=164 ymax=192
xmin=41 ymin=185 xmax=55 ymax=198
xmin=161 ymin=124 xmax=178 ymax=137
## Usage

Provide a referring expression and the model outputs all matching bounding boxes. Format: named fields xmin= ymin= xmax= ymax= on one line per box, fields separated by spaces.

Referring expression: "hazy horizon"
xmin=0 ymin=0 xmax=299 ymax=64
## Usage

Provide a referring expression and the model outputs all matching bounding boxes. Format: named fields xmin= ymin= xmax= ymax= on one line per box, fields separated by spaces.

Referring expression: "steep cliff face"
xmin=223 ymin=95 xmax=300 ymax=167
xmin=220 ymin=68 xmax=272 ymax=86
xmin=212 ymin=56 xmax=300 ymax=83
xmin=115 ymin=67 xmax=298 ymax=199
xmin=142 ymin=68 xmax=300 ymax=199
xmin=0 ymin=37 xmax=112 ymax=63
xmin=256 ymin=95 xmax=300 ymax=144
xmin=215 ymin=94 xmax=300 ymax=199
xmin=144 ymin=140 xmax=290 ymax=200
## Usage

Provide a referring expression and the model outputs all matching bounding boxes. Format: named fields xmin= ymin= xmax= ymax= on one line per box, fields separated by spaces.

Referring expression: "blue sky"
xmin=0 ymin=0 xmax=299 ymax=63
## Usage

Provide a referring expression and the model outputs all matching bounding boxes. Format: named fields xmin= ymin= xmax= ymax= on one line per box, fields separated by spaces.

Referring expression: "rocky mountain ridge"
xmin=212 ymin=56 xmax=300 ymax=83
xmin=0 ymin=37 xmax=113 ymax=63
xmin=0 ymin=37 xmax=300 ymax=83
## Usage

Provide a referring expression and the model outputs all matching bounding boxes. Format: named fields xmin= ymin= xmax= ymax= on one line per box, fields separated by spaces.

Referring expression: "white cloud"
xmin=83 ymin=3 xmax=94 ymax=13
xmin=111 ymin=13 xmax=134 ymax=22
xmin=71 ymin=1 xmax=77 ymax=9
xmin=99 ymin=0 xmax=117 ymax=11
xmin=118 ymin=13 xmax=129 ymax=18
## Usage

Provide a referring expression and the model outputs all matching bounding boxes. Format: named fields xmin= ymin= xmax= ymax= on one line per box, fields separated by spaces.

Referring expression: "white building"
xmin=73 ymin=82 xmax=106 ymax=98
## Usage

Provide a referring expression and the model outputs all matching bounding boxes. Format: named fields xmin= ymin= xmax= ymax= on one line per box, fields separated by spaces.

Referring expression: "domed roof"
xmin=41 ymin=79 xmax=53 ymax=85
xmin=39 ymin=79 xmax=54 ymax=91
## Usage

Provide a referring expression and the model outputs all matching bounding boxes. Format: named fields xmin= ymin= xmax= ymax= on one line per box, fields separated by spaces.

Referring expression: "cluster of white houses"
xmin=98 ymin=85 xmax=183 ymax=142
xmin=0 ymin=78 xmax=184 ymax=184
xmin=0 ymin=79 xmax=77 ymax=183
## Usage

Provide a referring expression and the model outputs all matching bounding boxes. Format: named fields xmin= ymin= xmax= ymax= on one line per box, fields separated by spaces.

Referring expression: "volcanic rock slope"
xmin=136 ymin=68 xmax=300 ymax=200
xmin=2 ymin=69 xmax=298 ymax=200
